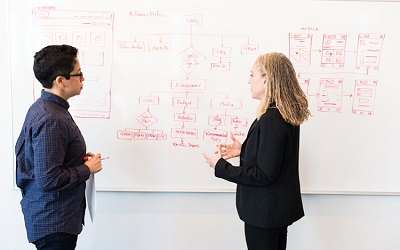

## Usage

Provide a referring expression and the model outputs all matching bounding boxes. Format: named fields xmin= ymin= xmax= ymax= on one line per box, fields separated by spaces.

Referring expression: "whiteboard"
xmin=8 ymin=0 xmax=400 ymax=193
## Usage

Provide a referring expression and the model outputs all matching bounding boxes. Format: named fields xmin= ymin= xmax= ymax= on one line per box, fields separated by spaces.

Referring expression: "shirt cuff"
xmin=79 ymin=164 xmax=91 ymax=182
xmin=214 ymin=158 xmax=227 ymax=178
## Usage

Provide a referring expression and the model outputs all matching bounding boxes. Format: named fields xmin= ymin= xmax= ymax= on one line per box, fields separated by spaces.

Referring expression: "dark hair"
xmin=33 ymin=44 xmax=78 ymax=89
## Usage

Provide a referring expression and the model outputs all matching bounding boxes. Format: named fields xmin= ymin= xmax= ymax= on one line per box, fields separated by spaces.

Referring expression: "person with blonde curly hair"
xmin=203 ymin=52 xmax=310 ymax=250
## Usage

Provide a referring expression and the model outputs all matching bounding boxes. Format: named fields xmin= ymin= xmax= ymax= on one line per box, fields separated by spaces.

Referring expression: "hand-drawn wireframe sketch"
xmin=289 ymin=33 xmax=313 ymax=66
xmin=352 ymin=79 xmax=377 ymax=115
xmin=292 ymin=31 xmax=385 ymax=115
xmin=321 ymin=34 xmax=347 ymax=68
xmin=32 ymin=10 xmax=114 ymax=118
xmin=298 ymin=78 xmax=311 ymax=98
xmin=356 ymin=33 xmax=385 ymax=70
xmin=318 ymin=78 xmax=343 ymax=113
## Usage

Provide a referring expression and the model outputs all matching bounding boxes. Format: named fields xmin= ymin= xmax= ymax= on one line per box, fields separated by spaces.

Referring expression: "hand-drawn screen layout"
xmin=9 ymin=1 xmax=400 ymax=193
xmin=32 ymin=9 xmax=113 ymax=118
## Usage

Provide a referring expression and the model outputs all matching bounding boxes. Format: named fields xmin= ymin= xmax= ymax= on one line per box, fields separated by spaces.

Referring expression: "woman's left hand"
xmin=202 ymin=145 xmax=222 ymax=169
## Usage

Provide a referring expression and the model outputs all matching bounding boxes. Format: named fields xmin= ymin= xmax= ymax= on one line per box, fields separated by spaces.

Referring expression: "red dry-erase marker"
xmin=83 ymin=156 xmax=109 ymax=161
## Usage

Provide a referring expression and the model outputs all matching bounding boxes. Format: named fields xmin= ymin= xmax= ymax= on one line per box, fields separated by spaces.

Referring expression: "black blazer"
xmin=215 ymin=107 xmax=304 ymax=228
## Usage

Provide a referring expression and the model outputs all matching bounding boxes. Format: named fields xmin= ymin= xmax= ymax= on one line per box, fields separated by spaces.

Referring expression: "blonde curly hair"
xmin=256 ymin=52 xmax=310 ymax=126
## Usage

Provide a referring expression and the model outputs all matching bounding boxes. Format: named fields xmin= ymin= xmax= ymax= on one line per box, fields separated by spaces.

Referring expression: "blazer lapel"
xmin=242 ymin=118 xmax=258 ymax=146
xmin=247 ymin=118 xmax=258 ymax=136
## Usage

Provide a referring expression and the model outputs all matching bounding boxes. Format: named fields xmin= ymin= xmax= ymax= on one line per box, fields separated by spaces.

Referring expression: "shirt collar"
xmin=41 ymin=89 xmax=70 ymax=110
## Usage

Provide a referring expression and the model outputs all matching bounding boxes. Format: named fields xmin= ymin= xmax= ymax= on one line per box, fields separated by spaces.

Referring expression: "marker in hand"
xmin=83 ymin=156 xmax=110 ymax=161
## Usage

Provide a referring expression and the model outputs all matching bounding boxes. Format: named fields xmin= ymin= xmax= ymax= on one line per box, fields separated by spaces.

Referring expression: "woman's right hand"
xmin=217 ymin=132 xmax=241 ymax=160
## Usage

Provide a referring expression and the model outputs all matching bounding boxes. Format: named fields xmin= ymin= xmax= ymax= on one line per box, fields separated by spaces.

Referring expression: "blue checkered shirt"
xmin=15 ymin=90 xmax=91 ymax=243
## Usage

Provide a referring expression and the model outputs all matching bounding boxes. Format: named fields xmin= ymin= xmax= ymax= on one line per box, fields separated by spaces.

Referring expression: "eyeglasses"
xmin=66 ymin=71 xmax=84 ymax=79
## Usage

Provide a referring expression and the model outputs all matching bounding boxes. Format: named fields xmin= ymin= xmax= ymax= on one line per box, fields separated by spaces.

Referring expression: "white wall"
xmin=2 ymin=1 xmax=400 ymax=249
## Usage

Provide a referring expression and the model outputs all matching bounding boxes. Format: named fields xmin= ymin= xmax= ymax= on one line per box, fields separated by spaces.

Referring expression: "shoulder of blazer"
xmin=259 ymin=107 xmax=285 ymax=123
xmin=258 ymin=108 xmax=294 ymax=135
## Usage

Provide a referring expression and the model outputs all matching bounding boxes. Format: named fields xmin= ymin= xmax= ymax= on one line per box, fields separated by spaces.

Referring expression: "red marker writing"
xmin=83 ymin=156 xmax=110 ymax=161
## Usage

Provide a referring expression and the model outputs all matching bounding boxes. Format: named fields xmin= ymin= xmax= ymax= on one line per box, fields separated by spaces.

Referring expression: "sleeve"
xmin=215 ymin=112 xmax=288 ymax=186
xmin=33 ymin=118 xmax=90 ymax=192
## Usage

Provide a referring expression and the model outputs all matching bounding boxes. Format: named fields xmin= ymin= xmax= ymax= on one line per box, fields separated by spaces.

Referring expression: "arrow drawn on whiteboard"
xmin=297 ymin=68 xmax=369 ymax=77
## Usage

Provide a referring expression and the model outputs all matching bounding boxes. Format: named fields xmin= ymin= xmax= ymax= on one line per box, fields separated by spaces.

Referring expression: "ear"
xmin=263 ymin=77 xmax=267 ymax=89
xmin=54 ymin=76 xmax=66 ymax=89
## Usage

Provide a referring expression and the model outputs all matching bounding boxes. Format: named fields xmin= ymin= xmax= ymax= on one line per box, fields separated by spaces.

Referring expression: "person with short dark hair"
xmin=203 ymin=52 xmax=310 ymax=250
xmin=15 ymin=44 xmax=103 ymax=250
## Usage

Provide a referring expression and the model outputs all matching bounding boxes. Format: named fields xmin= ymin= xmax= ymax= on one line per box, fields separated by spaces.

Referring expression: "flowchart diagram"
xmin=114 ymin=17 xmax=385 ymax=146
xmin=116 ymin=13 xmax=254 ymax=147
xmin=29 ymin=8 xmax=386 ymax=148
xmin=8 ymin=0 xmax=399 ymax=193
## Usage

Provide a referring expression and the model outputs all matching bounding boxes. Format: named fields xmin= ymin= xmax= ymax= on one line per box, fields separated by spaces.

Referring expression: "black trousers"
xmin=245 ymin=223 xmax=288 ymax=250
xmin=33 ymin=232 xmax=78 ymax=250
